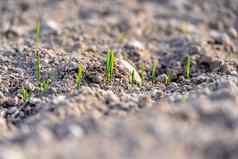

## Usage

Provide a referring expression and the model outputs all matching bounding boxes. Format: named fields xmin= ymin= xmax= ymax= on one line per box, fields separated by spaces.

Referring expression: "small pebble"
xmin=228 ymin=27 xmax=238 ymax=39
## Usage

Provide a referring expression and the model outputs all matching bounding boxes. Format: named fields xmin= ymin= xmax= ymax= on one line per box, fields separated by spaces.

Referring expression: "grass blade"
xmin=20 ymin=87 xmax=32 ymax=103
xmin=151 ymin=61 xmax=158 ymax=82
xmin=106 ymin=49 xmax=115 ymax=82
xmin=39 ymin=79 xmax=50 ymax=93
xmin=185 ymin=56 xmax=191 ymax=80
xmin=76 ymin=64 xmax=84 ymax=89
xmin=130 ymin=65 xmax=136 ymax=85
xmin=35 ymin=19 xmax=41 ymax=82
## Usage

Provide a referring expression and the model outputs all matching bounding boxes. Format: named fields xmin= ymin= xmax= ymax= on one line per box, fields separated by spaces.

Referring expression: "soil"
xmin=1 ymin=0 xmax=238 ymax=158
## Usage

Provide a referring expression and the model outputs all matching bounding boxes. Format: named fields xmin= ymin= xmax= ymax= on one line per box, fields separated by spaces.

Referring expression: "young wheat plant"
xmin=130 ymin=65 xmax=136 ymax=85
xmin=185 ymin=56 xmax=191 ymax=80
xmin=35 ymin=18 xmax=41 ymax=82
xmin=151 ymin=61 xmax=158 ymax=82
xmin=20 ymin=87 xmax=32 ymax=102
xmin=106 ymin=49 xmax=115 ymax=82
xmin=76 ymin=64 xmax=84 ymax=89
xmin=164 ymin=71 xmax=172 ymax=85
xmin=39 ymin=80 xmax=50 ymax=93
xmin=35 ymin=19 xmax=52 ymax=94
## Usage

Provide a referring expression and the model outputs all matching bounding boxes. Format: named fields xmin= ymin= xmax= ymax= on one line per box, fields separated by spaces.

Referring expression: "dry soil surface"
xmin=1 ymin=0 xmax=238 ymax=159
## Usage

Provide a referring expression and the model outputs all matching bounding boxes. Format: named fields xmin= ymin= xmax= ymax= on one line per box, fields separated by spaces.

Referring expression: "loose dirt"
xmin=1 ymin=0 xmax=238 ymax=158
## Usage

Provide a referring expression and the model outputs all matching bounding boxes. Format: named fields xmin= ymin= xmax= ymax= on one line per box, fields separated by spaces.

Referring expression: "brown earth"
xmin=1 ymin=0 xmax=238 ymax=158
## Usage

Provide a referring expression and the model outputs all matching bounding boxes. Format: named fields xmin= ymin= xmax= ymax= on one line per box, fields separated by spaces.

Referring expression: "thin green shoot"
xmin=35 ymin=18 xmax=41 ymax=49
xmin=106 ymin=49 xmax=115 ymax=82
xmin=130 ymin=65 xmax=136 ymax=85
xmin=185 ymin=56 xmax=191 ymax=80
xmin=151 ymin=61 xmax=158 ymax=82
xmin=39 ymin=79 xmax=50 ymax=93
xmin=164 ymin=72 xmax=172 ymax=85
xmin=20 ymin=87 xmax=32 ymax=102
xmin=35 ymin=19 xmax=41 ymax=82
xmin=76 ymin=64 xmax=84 ymax=89
xmin=164 ymin=74 xmax=169 ymax=85
xmin=140 ymin=63 xmax=145 ymax=84
xmin=35 ymin=52 xmax=41 ymax=82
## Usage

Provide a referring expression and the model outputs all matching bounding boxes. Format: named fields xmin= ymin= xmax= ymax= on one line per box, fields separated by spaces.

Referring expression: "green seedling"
xmin=20 ymin=87 xmax=32 ymax=102
xmin=140 ymin=63 xmax=145 ymax=84
xmin=185 ymin=56 xmax=191 ymax=80
xmin=76 ymin=64 xmax=84 ymax=89
xmin=130 ymin=66 xmax=136 ymax=85
xmin=35 ymin=19 xmax=41 ymax=82
xmin=35 ymin=18 xmax=41 ymax=48
xmin=164 ymin=74 xmax=169 ymax=85
xmin=165 ymin=72 xmax=172 ymax=85
xmin=39 ymin=79 xmax=50 ymax=93
xmin=106 ymin=49 xmax=115 ymax=82
xmin=151 ymin=61 xmax=158 ymax=82
xmin=35 ymin=52 xmax=41 ymax=82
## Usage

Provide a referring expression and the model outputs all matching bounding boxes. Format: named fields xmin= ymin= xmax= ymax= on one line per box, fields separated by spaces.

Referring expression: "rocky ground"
xmin=1 ymin=0 xmax=238 ymax=158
